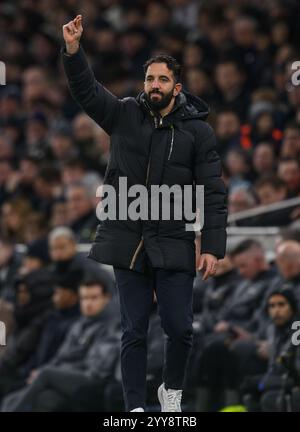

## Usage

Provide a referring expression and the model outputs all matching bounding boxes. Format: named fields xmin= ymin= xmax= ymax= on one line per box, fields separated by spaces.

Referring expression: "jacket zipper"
xmin=167 ymin=125 xmax=174 ymax=160
xmin=129 ymin=109 xmax=159 ymax=270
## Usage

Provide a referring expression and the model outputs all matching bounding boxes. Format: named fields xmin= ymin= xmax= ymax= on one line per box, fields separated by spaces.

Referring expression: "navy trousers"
xmin=114 ymin=259 xmax=194 ymax=411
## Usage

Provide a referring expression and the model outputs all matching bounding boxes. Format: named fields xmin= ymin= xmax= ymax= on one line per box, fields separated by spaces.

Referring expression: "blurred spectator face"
xmin=62 ymin=165 xmax=86 ymax=186
xmin=49 ymin=235 xmax=76 ymax=262
xmin=20 ymin=256 xmax=44 ymax=275
xmin=0 ymin=240 xmax=13 ymax=267
xmin=185 ymin=68 xmax=210 ymax=96
xmin=34 ymin=177 xmax=54 ymax=199
xmin=216 ymin=111 xmax=240 ymax=140
xmin=277 ymin=159 xmax=300 ymax=192
xmin=23 ymin=213 xmax=48 ymax=244
xmin=94 ymin=28 xmax=116 ymax=52
xmin=225 ymin=150 xmax=249 ymax=176
xmin=287 ymin=84 xmax=300 ymax=109
xmin=0 ymin=137 xmax=14 ymax=159
xmin=267 ymin=294 xmax=293 ymax=326
xmin=256 ymin=183 xmax=286 ymax=205
xmin=276 ymin=240 xmax=300 ymax=279
xmin=183 ymin=44 xmax=203 ymax=68
xmin=0 ymin=95 xmax=20 ymax=118
xmin=79 ymin=284 xmax=110 ymax=317
xmin=22 ymin=67 xmax=48 ymax=103
xmin=228 ymin=189 xmax=255 ymax=213
xmin=120 ymin=31 xmax=146 ymax=58
xmin=0 ymin=160 xmax=13 ymax=185
xmin=271 ymin=21 xmax=289 ymax=46
xmin=253 ymin=143 xmax=275 ymax=174
xmin=19 ymin=158 xmax=39 ymax=183
xmin=146 ymin=2 xmax=170 ymax=30
xmin=51 ymin=202 xmax=70 ymax=227
xmin=207 ymin=22 xmax=229 ymax=49
xmin=26 ymin=118 xmax=48 ymax=145
xmin=31 ymin=33 xmax=56 ymax=63
xmin=280 ymin=127 xmax=300 ymax=158
xmin=67 ymin=185 xmax=94 ymax=220
xmin=50 ymin=134 xmax=75 ymax=160
xmin=215 ymin=62 xmax=243 ymax=94
xmin=53 ymin=287 xmax=78 ymax=310
xmin=1 ymin=200 xmax=31 ymax=235
xmin=232 ymin=17 xmax=257 ymax=47
xmin=255 ymin=112 xmax=274 ymax=135
xmin=232 ymin=246 xmax=265 ymax=280
xmin=17 ymin=283 xmax=30 ymax=306
xmin=124 ymin=7 xmax=144 ymax=28
xmin=73 ymin=114 xmax=95 ymax=141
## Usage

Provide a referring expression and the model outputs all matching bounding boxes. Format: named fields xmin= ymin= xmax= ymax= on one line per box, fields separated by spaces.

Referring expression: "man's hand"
xmin=198 ymin=253 xmax=218 ymax=280
xmin=214 ymin=320 xmax=230 ymax=333
xmin=62 ymin=15 xmax=83 ymax=55
xmin=26 ymin=369 xmax=40 ymax=385
xmin=256 ymin=340 xmax=270 ymax=360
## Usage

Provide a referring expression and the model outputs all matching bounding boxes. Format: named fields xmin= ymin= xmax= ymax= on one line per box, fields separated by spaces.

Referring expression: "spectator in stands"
xmin=0 ymin=268 xmax=55 ymax=400
xmin=252 ymin=142 xmax=276 ymax=177
xmin=214 ymin=60 xmax=250 ymax=121
xmin=0 ymin=236 xmax=21 ymax=302
xmin=243 ymin=288 xmax=300 ymax=412
xmin=280 ymin=123 xmax=300 ymax=159
xmin=236 ymin=175 xmax=294 ymax=227
xmin=0 ymin=198 xmax=33 ymax=243
xmin=197 ymin=254 xmax=241 ymax=335
xmin=33 ymin=165 xmax=63 ymax=215
xmin=48 ymin=226 xmax=85 ymax=275
xmin=277 ymin=158 xmax=300 ymax=196
xmin=66 ymin=181 xmax=99 ymax=243
xmin=272 ymin=240 xmax=300 ymax=306
xmin=48 ymin=226 xmax=115 ymax=297
xmin=1 ymin=275 xmax=120 ymax=412
xmin=197 ymin=239 xmax=277 ymax=410
xmin=19 ymin=270 xmax=82 ymax=384
xmin=228 ymin=187 xmax=256 ymax=215
xmin=225 ymin=149 xmax=254 ymax=192
xmin=20 ymin=238 xmax=51 ymax=277
xmin=215 ymin=110 xmax=241 ymax=158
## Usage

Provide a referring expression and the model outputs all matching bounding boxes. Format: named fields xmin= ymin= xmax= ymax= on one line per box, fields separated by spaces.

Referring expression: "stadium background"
xmin=0 ymin=0 xmax=300 ymax=412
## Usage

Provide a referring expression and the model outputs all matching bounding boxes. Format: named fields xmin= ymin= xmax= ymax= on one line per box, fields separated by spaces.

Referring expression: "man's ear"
xmin=173 ymin=83 xmax=182 ymax=96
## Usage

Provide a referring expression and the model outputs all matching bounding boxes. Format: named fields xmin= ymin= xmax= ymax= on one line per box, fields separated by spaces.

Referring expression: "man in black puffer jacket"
xmin=61 ymin=15 xmax=227 ymax=412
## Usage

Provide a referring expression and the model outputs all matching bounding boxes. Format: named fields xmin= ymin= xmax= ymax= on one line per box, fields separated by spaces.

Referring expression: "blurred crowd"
xmin=1 ymin=0 xmax=300 ymax=412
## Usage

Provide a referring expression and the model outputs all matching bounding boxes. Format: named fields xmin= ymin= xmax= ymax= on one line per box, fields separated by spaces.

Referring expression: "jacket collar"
xmin=136 ymin=90 xmax=209 ymax=127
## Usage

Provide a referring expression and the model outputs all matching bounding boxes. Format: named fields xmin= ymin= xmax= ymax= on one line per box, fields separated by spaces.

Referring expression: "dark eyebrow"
xmin=146 ymin=74 xmax=171 ymax=80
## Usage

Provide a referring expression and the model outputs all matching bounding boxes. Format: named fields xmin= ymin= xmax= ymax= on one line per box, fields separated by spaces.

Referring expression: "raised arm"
xmin=62 ymin=15 xmax=121 ymax=134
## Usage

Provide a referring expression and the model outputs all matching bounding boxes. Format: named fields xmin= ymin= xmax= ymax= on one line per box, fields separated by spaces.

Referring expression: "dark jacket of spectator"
xmin=0 ymin=269 xmax=54 ymax=375
xmin=20 ymin=303 xmax=80 ymax=377
xmin=219 ymin=269 xmax=277 ymax=329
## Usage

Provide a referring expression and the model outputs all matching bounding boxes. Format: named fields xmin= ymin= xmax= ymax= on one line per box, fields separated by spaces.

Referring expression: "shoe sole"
xmin=157 ymin=385 xmax=165 ymax=412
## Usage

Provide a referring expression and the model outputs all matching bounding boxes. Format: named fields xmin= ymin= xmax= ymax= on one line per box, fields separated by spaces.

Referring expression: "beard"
xmin=144 ymin=88 xmax=175 ymax=112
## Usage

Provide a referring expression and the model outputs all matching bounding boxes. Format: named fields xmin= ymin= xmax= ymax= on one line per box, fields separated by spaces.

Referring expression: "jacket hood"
xmin=136 ymin=90 xmax=209 ymax=122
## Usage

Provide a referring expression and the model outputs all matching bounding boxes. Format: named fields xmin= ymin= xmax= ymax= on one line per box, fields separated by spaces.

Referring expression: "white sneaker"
xmin=158 ymin=383 xmax=182 ymax=412
xmin=130 ymin=407 xmax=145 ymax=412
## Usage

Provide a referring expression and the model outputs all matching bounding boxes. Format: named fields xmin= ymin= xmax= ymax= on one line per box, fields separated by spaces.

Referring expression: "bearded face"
xmin=144 ymin=62 xmax=181 ymax=112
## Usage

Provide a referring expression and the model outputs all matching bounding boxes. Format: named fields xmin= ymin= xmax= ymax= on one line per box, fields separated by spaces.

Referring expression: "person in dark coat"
xmin=1 ymin=276 xmax=120 ymax=412
xmin=19 ymin=269 xmax=82 ymax=382
xmin=0 ymin=268 xmax=54 ymax=400
xmin=61 ymin=15 xmax=227 ymax=412
xmin=197 ymin=239 xmax=278 ymax=411
xmin=242 ymin=288 xmax=300 ymax=412
xmin=0 ymin=236 xmax=22 ymax=302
